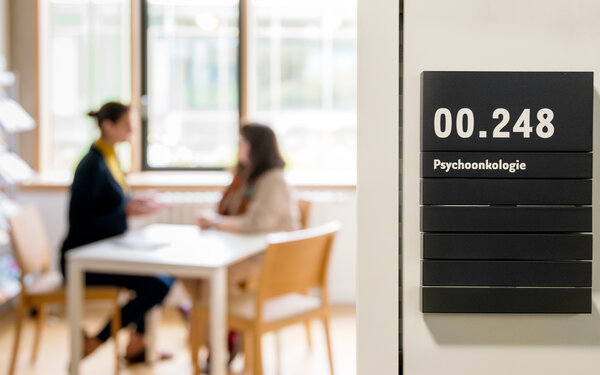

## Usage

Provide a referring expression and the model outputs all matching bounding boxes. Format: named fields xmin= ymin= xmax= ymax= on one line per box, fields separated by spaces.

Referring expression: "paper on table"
xmin=112 ymin=232 xmax=169 ymax=250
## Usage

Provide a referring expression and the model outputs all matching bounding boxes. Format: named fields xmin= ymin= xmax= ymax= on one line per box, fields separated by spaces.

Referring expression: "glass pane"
xmin=45 ymin=0 xmax=131 ymax=174
xmin=145 ymin=0 xmax=239 ymax=169
xmin=249 ymin=0 xmax=357 ymax=178
xmin=281 ymin=39 xmax=322 ymax=109
xmin=256 ymin=38 xmax=271 ymax=110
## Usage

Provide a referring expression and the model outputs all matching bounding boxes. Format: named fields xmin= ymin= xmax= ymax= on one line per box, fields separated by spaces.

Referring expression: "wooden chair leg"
xmin=275 ymin=331 xmax=282 ymax=375
xmin=8 ymin=300 xmax=26 ymax=375
xmin=187 ymin=280 xmax=203 ymax=375
xmin=31 ymin=303 xmax=47 ymax=364
xmin=190 ymin=303 xmax=201 ymax=375
xmin=198 ymin=309 xmax=208 ymax=354
xmin=145 ymin=307 xmax=162 ymax=363
xmin=304 ymin=321 xmax=312 ymax=350
xmin=322 ymin=315 xmax=335 ymax=375
xmin=253 ymin=329 xmax=263 ymax=375
xmin=243 ymin=329 xmax=254 ymax=374
xmin=302 ymin=290 xmax=313 ymax=350
xmin=111 ymin=300 xmax=121 ymax=374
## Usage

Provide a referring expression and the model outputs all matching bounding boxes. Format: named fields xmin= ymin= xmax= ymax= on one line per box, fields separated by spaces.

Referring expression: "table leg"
xmin=145 ymin=307 xmax=161 ymax=363
xmin=189 ymin=281 xmax=201 ymax=375
xmin=210 ymin=267 xmax=227 ymax=375
xmin=67 ymin=262 xmax=84 ymax=375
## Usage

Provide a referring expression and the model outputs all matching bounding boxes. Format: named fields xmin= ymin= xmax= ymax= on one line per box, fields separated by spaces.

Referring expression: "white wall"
xmin=17 ymin=188 xmax=357 ymax=305
xmin=403 ymin=1 xmax=600 ymax=374
xmin=356 ymin=0 xmax=399 ymax=373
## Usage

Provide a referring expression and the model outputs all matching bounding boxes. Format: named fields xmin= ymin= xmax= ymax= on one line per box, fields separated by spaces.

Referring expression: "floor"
xmin=0 ymin=304 xmax=356 ymax=375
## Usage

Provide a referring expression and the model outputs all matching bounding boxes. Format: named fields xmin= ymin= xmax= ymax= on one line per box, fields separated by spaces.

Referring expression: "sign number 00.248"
xmin=433 ymin=108 xmax=555 ymax=139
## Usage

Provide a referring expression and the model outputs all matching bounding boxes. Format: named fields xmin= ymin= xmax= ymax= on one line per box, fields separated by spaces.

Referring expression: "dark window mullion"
xmin=140 ymin=0 xmax=149 ymax=170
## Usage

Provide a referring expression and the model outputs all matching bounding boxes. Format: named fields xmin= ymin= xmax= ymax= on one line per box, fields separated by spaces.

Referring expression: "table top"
xmin=66 ymin=224 xmax=269 ymax=270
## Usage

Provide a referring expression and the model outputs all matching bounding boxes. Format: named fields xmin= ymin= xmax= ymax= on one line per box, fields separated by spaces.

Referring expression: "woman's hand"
xmin=197 ymin=213 xmax=242 ymax=232
xmin=197 ymin=214 xmax=218 ymax=229
xmin=126 ymin=197 xmax=164 ymax=217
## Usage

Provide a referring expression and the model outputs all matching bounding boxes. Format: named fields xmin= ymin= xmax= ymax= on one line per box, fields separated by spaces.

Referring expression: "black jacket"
xmin=60 ymin=145 xmax=129 ymax=274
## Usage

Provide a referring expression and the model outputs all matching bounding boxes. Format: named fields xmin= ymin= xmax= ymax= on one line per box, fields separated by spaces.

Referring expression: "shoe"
xmin=229 ymin=330 xmax=242 ymax=362
xmin=124 ymin=349 xmax=173 ymax=365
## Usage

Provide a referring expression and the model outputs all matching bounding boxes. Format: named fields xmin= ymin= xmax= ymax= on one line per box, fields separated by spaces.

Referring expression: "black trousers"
xmin=85 ymin=273 xmax=173 ymax=342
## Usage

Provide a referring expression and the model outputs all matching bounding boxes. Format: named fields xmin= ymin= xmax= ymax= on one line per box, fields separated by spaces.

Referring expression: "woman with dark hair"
xmin=193 ymin=123 xmax=300 ymax=366
xmin=60 ymin=101 xmax=173 ymax=363
xmin=197 ymin=123 xmax=300 ymax=232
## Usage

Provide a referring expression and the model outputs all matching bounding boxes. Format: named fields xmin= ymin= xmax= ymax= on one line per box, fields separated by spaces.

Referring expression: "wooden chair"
xmin=195 ymin=221 xmax=340 ymax=375
xmin=297 ymin=199 xmax=311 ymax=230
xmin=7 ymin=205 xmax=123 ymax=375
xmin=296 ymin=199 xmax=314 ymax=348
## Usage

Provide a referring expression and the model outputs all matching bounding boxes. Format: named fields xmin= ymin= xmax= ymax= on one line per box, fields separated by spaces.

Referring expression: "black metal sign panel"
xmin=423 ymin=260 xmax=591 ymax=287
xmin=420 ymin=71 xmax=593 ymax=314
xmin=422 ymin=206 xmax=592 ymax=233
xmin=422 ymin=72 xmax=593 ymax=152
xmin=422 ymin=179 xmax=591 ymax=205
xmin=423 ymin=233 xmax=592 ymax=260
xmin=422 ymin=288 xmax=591 ymax=314
xmin=422 ymin=152 xmax=592 ymax=178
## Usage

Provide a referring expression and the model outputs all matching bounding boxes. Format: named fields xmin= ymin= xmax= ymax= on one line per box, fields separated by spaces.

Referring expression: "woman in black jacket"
xmin=61 ymin=102 xmax=172 ymax=362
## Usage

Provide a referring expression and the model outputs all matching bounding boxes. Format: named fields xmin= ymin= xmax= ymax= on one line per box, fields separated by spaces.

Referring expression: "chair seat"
xmin=23 ymin=270 xmax=121 ymax=303
xmin=230 ymin=292 xmax=322 ymax=323
xmin=23 ymin=270 xmax=63 ymax=296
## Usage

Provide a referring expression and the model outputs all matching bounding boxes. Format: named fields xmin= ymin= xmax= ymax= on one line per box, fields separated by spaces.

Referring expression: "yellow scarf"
xmin=93 ymin=138 xmax=130 ymax=194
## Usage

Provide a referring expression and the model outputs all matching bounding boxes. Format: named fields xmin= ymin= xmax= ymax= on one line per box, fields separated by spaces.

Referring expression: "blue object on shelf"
xmin=0 ymin=253 xmax=20 ymax=303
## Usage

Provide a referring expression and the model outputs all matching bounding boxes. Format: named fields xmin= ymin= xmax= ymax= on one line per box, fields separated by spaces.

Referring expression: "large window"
xmin=248 ymin=0 xmax=357 ymax=176
xmin=42 ymin=0 xmax=356 ymax=178
xmin=144 ymin=0 xmax=239 ymax=169
xmin=42 ymin=0 xmax=131 ymax=174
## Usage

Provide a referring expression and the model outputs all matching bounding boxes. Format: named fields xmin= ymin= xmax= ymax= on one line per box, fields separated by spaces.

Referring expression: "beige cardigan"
xmin=237 ymin=169 xmax=301 ymax=233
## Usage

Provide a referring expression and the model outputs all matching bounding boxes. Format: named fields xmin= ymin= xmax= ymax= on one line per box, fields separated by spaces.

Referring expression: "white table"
xmin=66 ymin=224 xmax=268 ymax=375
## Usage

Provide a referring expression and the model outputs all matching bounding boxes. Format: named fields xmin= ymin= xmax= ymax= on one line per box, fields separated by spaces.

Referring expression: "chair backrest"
xmin=258 ymin=221 xmax=340 ymax=302
xmin=8 ymin=205 xmax=51 ymax=277
xmin=297 ymin=199 xmax=311 ymax=229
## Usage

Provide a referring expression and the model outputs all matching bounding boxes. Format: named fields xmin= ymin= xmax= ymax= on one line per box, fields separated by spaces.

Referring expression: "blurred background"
xmin=0 ymin=0 xmax=357 ymax=374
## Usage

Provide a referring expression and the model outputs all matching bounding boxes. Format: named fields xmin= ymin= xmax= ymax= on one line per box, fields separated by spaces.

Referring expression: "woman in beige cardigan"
xmin=194 ymin=123 xmax=300 ymax=364
xmin=198 ymin=123 xmax=299 ymax=233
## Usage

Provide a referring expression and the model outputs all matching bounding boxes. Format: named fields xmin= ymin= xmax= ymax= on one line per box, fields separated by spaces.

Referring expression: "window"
xmin=42 ymin=0 xmax=357 ymax=179
xmin=41 ymin=0 xmax=131 ymax=175
xmin=143 ymin=0 xmax=239 ymax=169
xmin=247 ymin=0 xmax=357 ymax=176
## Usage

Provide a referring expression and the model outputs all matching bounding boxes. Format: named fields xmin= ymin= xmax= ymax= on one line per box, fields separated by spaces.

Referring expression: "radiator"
xmin=130 ymin=190 xmax=348 ymax=228
xmin=155 ymin=191 xmax=222 ymax=225
xmin=127 ymin=191 xmax=220 ymax=229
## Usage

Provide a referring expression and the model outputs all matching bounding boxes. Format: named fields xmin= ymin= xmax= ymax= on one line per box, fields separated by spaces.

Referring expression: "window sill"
xmin=18 ymin=170 xmax=357 ymax=191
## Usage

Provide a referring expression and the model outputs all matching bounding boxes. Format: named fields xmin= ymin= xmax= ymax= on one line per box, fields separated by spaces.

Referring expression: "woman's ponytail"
xmin=87 ymin=102 xmax=130 ymax=128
